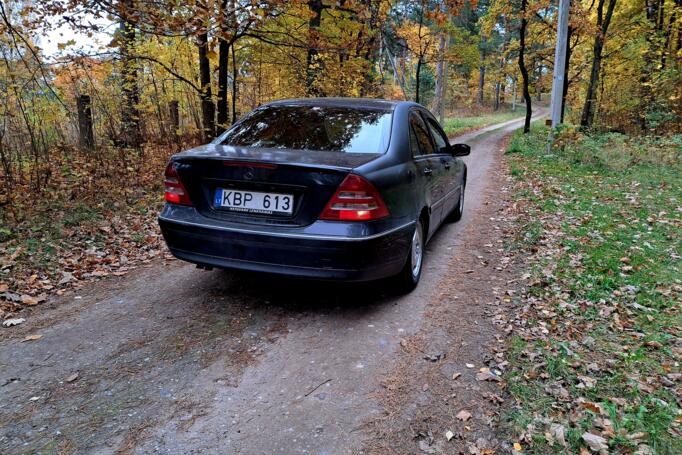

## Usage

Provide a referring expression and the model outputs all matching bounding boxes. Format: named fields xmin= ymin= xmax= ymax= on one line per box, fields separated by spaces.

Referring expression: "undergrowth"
xmin=504 ymin=125 xmax=681 ymax=454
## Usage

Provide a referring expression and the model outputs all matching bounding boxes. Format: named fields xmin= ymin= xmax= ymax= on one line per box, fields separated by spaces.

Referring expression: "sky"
xmin=40 ymin=11 xmax=114 ymax=58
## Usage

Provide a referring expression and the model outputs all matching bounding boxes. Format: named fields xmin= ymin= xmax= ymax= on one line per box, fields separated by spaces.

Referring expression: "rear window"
xmin=215 ymin=105 xmax=392 ymax=154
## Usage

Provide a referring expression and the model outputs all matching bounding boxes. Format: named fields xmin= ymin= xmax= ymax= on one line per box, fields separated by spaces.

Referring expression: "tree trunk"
xmin=197 ymin=30 xmax=215 ymax=141
xmin=495 ymin=18 xmax=508 ymax=112
xmin=217 ymin=0 xmax=231 ymax=133
xmin=415 ymin=56 xmax=423 ymax=104
xmin=512 ymin=78 xmax=517 ymax=111
xmin=477 ymin=66 xmax=485 ymax=105
xmin=494 ymin=82 xmax=501 ymax=110
xmin=433 ymin=31 xmax=447 ymax=122
xmin=361 ymin=0 xmax=381 ymax=96
xmin=217 ymin=40 xmax=230 ymax=132
xmin=169 ymin=100 xmax=180 ymax=148
xmin=77 ymin=94 xmax=95 ymax=150
xmin=306 ymin=0 xmax=324 ymax=96
xmin=580 ymin=0 xmax=617 ymax=129
xmin=518 ymin=0 xmax=532 ymax=133
xmin=231 ymin=43 xmax=239 ymax=124
xmin=119 ymin=0 xmax=141 ymax=148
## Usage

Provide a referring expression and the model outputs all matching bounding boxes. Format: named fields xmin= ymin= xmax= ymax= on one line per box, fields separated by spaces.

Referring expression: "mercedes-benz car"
xmin=158 ymin=98 xmax=470 ymax=292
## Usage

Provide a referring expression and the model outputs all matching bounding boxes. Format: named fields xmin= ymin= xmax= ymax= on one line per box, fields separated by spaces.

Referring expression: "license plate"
xmin=214 ymin=188 xmax=294 ymax=215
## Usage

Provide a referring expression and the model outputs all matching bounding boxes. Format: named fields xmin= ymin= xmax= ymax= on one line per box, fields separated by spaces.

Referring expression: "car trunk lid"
xmin=173 ymin=145 xmax=382 ymax=227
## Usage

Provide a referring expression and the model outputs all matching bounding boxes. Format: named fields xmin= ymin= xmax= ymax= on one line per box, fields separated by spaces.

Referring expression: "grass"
xmin=443 ymin=108 xmax=524 ymax=136
xmin=504 ymin=125 xmax=682 ymax=454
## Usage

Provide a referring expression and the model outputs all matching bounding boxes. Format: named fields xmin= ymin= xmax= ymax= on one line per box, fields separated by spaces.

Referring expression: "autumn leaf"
xmin=20 ymin=295 xmax=39 ymax=306
xmin=456 ymin=410 xmax=472 ymax=421
xmin=22 ymin=334 xmax=42 ymax=342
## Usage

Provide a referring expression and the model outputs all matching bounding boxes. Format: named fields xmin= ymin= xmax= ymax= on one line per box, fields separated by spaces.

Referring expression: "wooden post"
xmin=77 ymin=94 xmax=94 ymax=150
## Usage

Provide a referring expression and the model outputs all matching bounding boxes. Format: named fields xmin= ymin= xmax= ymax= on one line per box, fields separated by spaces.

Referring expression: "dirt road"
xmin=0 ymin=114 xmax=541 ymax=454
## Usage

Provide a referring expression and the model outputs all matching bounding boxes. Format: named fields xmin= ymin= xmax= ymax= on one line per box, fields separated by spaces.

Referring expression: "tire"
xmin=392 ymin=218 xmax=425 ymax=294
xmin=446 ymin=178 xmax=466 ymax=222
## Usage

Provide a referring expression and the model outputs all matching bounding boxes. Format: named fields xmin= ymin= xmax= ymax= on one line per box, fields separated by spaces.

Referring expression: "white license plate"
xmin=214 ymin=188 xmax=294 ymax=215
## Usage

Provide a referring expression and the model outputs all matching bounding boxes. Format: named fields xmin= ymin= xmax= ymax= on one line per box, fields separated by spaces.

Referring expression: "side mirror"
xmin=451 ymin=143 xmax=470 ymax=157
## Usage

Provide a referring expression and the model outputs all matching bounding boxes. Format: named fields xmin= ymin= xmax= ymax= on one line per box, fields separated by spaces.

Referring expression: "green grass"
xmin=443 ymin=109 xmax=523 ymax=136
xmin=504 ymin=125 xmax=682 ymax=454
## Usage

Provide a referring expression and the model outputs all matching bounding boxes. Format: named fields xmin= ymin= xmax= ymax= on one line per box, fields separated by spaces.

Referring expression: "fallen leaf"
xmin=0 ymin=283 xmax=7 ymax=292
xmin=578 ymin=375 xmax=597 ymax=389
xmin=423 ymin=352 xmax=446 ymax=362
xmin=66 ymin=372 xmax=79 ymax=383
xmin=58 ymin=271 xmax=75 ymax=285
xmin=513 ymin=442 xmax=522 ymax=451
xmin=445 ymin=430 xmax=454 ymax=441
xmin=550 ymin=424 xmax=567 ymax=447
xmin=581 ymin=401 xmax=606 ymax=415
xmin=452 ymin=372 xmax=461 ymax=380
xmin=22 ymin=334 xmax=42 ymax=342
xmin=2 ymin=318 xmax=26 ymax=327
xmin=466 ymin=363 xmax=475 ymax=368
xmin=456 ymin=410 xmax=472 ymax=421
xmin=582 ymin=432 xmax=608 ymax=451
xmin=635 ymin=444 xmax=654 ymax=455
xmin=626 ymin=432 xmax=647 ymax=442
xmin=20 ymin=295 xmax=39 ymax=306
xmin=476 ymin=370 xmax=502 ymax=382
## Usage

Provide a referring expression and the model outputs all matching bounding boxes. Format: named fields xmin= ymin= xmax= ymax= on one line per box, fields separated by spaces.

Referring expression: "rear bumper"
xmin=158 ymin=208 xmax=414 ymax=282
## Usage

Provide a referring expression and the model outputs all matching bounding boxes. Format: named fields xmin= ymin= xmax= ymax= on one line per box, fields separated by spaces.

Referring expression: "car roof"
xmin=264 ymin=97 xmax=411 ymax=111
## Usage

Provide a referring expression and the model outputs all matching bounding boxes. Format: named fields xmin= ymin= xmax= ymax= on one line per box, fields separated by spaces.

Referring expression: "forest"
xmin=0 ymin=0 xmax=680 ymax=208
xmin=1 ymin=1 xmax=681 ymax=454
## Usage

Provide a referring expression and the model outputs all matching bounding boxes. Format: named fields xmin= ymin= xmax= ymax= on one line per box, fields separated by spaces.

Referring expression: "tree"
xmin=197 ymin=1 xmax=215 ymax=140
xmin=518 ymin=0 xmax=532 ymax=133
xmin=579 ymin=0 xmax=617 ymax=129
xmin=118 ymin=0 xmax=142 ymax=148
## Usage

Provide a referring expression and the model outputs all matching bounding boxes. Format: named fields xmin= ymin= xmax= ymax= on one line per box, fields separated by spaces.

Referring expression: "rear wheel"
xmin=392 ymin=219 xmax=424 ymax=294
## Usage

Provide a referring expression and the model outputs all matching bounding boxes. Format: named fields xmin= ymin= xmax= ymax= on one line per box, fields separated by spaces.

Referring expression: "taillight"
xmin=319 ymin=174 xmax=389 ymax=221
xmin=164 ymin=162 xmax=192 ymax=205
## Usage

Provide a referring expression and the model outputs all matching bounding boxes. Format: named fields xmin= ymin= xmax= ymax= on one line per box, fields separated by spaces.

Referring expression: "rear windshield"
xmin=215 ymin=105 xmax=392 ymax=154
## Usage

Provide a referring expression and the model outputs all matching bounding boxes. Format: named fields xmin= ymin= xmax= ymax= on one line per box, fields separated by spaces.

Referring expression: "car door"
xmin=408 ymin=110 xmax=444 ymax=238
xmin=423 ymin=114 xmax=463 ymax=220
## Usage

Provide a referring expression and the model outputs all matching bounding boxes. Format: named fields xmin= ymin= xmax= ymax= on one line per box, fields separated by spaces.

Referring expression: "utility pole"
xmin=549 ymin=0 xmax=570 ymax=128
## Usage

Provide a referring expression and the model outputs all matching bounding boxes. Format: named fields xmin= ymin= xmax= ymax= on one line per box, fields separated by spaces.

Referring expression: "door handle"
xmin=423 ymin=167 xmax=433 ymax=176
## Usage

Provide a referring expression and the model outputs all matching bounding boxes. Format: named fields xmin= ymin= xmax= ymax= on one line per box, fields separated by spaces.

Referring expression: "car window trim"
xmin=408 ymin=121 xmax=423 ymax=158
xmin=408 ymin=112 xmax=427 ymax=158
xmin=212 ymin=105 xmax=395 ymax=154
xmin=423 ymin=114 xmax=451 ymax=153
xmin=416 ymin=110 xmax=438 ymax=153
xmin=409 ymin=109 xmax=438 ymax=158
xmin=419 ymin=109 xmax=452 ymax=158
xmin=410 ymin=109 xmax=450 ymax=159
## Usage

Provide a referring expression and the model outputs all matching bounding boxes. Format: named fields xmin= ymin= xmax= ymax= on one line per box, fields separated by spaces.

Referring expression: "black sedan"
xmin=158 ymin=98 xmax=469 ymax=292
